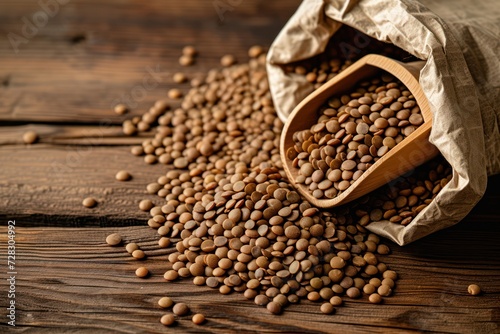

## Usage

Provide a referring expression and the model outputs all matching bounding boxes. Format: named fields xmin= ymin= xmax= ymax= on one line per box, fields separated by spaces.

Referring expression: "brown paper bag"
xmin=267 ymin=0 xmax=500 ymax=245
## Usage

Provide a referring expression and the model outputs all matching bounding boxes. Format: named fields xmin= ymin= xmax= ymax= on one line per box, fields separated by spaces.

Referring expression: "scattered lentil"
xmin=468 ymin=284 xmax=481 ymax=296
xmin=135 ymin=267 xmax=149 ymax=278
xmin=182 ymin=46 xmax=197 ymax=57
xmin=179 ymin=55 xmax=194 ymax=67
xmin=160 ymin=314 xmax=176 ymax=326
xmin=369 ymin=293 xmax=382 ymax=304
xmin=220 ymin=54 xmax=236 ymax=67
xmin=115 ymin=170 xmax=131 ymax=181
xmin=172 ymin=303 xmax=190 ymax=316
xmin=320 ymin=303 xmax=335 ymax=314
xmin=82 ymin=197 xmax=97 ymax=208
xmin=105 ymin=233 xmax=122 ymax=246
xmin=23 ymin=131 xmax=38 ymax=144
xmin=126 ymin=242 xmax=139 ymax=254
xmin=266 ymin=301 xmax=281 ymax=314
xmin=248 ymin=45 xmax=264 ymax=58
xmin=158 ymin=297 xmax=174 ymax=308
xmin=192 ymin=313 xmax=205 ymax=325
xmin=139 ymin=199 xmax=154 ymax=211
xmin=168 ymin=88 xmax=183 ymax=99
xmin=173 ymin=72 xmax=187 ymax=83
xmin=114 ymin=103 xmax=128 ymax=115
xmin=132 ymin=249 xmax=146 ymax=260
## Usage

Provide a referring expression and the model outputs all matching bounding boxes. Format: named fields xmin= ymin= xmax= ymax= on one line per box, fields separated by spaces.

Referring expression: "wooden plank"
xmin=0 ymin=0 xmax=301 ymax=124
xmin=0 ymin=222 xmax=499 ymax=333
xmin=2 ymin=122 xmax=499 ymax=228
xmin=0 ymin=142 xmax=168 ymax=226
xmin=0 ymin=124 xmax=151 ymax=145
xmin=1 ymin=119 xmax=499 ymax=227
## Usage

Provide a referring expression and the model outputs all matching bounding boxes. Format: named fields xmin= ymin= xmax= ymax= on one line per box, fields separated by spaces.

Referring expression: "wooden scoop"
xmin=280 ymin=54 xmax=439 ymax=208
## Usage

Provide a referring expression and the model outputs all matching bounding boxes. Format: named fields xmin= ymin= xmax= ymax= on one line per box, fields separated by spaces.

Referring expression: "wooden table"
xmin=1 ymin=1 xmax=499 ymax=333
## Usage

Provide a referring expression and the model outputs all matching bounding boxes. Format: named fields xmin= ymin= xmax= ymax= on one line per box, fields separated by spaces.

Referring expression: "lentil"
xmin=139 ymin=199 xmax=153 ymax=211
xmin=266 ymin=301 xmax=281 ymax=314
xmin=115 ymin=170 xmax=131 ymax=181
xmin=220 ymin=54 xmax=236 ymax=67
xmin=160 ymin=314 xmax=175 ymax=326
xmin=468 ymin=284 xmax=481 ymax=296
xmin=192 ymin=313 xmax=205 ymax=325
xmin=179 ymin=55 xmax=194 ymax=66
xmin=82 ymin=197 xmax=97 ymax=208
xmin=172 ymin=303 xmax=190 ymax=316
xmin=105 ymin=233 xmax=122 ymax=246
xmin=135 ymin=267 xmax=149 ymax=278
xmin=114 ymin=104 xmax=128 ymax=115
xmin=158 ymin=297 xmax=174 ymax=308
xmin=132 ymin=249 xmax=146 ymax=260
xmin=320 ymin=302 xmax=335 ymax=314
xmin=369 ymin=293 xmax=382 ymax=304
xmin=168 ymin=89 xmax=183 ymax=99
xmin=182 ymin=45 xmax=197 ymax=57
xmin=126 ymin=242 xmax=139 ymax=254
xmin=23 ymin=131 xmax=38 ymax=144
xmin=248 ymin=45 xmax=264 ymax=58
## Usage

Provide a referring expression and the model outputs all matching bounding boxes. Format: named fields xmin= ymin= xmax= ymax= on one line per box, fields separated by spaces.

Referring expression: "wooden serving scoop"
xmin=280 ymin=54 xmax=439 ymax=208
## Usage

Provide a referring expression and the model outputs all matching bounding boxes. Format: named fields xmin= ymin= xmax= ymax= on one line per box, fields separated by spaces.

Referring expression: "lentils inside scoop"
xmin=121 ymin=47 xmax=451 ymax=316
xmin=287 ymin=74 xmax=424 ymax=200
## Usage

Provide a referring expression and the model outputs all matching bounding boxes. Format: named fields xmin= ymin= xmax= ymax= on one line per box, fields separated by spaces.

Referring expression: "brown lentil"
xmin=158 ymin=237 xmax=171 ymax=248
xmin=160 ymin=314 xmax=175 ymax=326
xmin=126 ymin=242 xmax=139 ymax=254
xmin=135 ymin=267 xmax=149 ymax=278
xmin=172 ymin=303 xmax=190 ymax=316
xmin=132 ymin=249 xmax=146 ymax=260
xmin=114 ymin=103 xmax=128 ymax=115
xmin=168 ymin=89 xmax=183 ymax=99
xmin=221 ymin=54 xmax=236 ymax=67
xmin=173 ymin=72 xmax=187 ymax=83
xmin=266 ymin=301 xmax=281 ymax=314
xmin=468 ymin=284 xmax=481 ymax=296
xmin=248 ymin=45 xmax=264 ymax=58
xmin=192 ymin=313 xmax=205 ymax=325
xmin=158 ymin=297 xmax=174 ymax=308
xmin=23 ymin=131 xmax=38 ymax=144
xmin=179 ymin=55 xmax=194 ymax=66
xmin=369 ymin=293 xmax=383 ymax=304
xmin=115 ymin=170 xmax=131 ymax=181
xmin=139 ymin=199 xmax=154 ymax=211
xmin=82 ymin=197 xmax=97 ymax=208
xmin=320 ymin=303 xmax=335 ymax=314
xmin=105 ymin=233 xmax=122 ymax=246
xmin=182 ymin=45 xmax=197 ymax=57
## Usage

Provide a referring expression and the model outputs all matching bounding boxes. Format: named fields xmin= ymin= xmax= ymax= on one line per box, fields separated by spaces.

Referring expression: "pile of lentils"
xmin=286 ymin=73 xmax=425 ymax=200
xmin=115 ymin=45 xmax=452 ymax=320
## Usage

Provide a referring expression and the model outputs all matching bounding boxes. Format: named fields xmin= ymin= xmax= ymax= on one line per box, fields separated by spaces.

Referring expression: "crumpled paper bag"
xmin=267 ymin=0 xmax=500 ymax=245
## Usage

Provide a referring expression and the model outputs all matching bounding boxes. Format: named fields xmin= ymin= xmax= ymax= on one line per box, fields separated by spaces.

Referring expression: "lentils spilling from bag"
xmin=115 ymin=45 xmax=452 ymax=320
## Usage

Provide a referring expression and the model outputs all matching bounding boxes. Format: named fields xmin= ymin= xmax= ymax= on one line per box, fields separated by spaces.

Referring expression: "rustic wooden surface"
xmin=0 ymin=0 xmax=499 ymax=333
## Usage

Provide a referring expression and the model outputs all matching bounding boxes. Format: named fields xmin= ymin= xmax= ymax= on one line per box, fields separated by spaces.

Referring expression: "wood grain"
xmin=0 ymin=0 xmax=300 ymax=124
xmin=0 ymin=0 xmax=499 ymax=333
xmin=0 ymin=221 xmax=499 ymax=334
xmin=0 ymin=138 xmax=166 ymax=226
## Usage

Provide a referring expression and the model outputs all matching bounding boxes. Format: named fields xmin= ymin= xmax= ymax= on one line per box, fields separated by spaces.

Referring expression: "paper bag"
xmin=267 ymin=0 xmax=500 ymax=245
